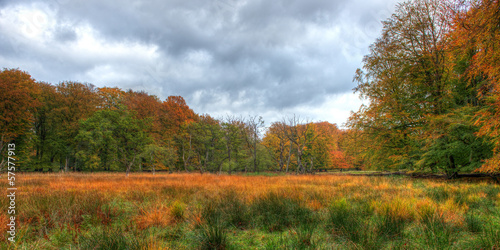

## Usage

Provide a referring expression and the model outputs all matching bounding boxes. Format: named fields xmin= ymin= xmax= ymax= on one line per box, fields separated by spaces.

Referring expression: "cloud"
xmin=0 ymin=0 xmax=398 ymax=126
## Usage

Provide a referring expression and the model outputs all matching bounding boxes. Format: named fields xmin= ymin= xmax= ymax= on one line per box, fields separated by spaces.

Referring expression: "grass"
xmin=1 ymin=172 xmax=499 ymax=249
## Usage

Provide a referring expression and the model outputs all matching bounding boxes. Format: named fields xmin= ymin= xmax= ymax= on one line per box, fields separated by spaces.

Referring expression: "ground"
xmin=1 ymin=172 xmax=499 ymax=249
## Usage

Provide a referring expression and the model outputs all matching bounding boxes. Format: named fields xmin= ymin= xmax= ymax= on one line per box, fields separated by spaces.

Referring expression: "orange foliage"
xmin=161 ymin=96 xmax=197 ymax=136
xmin=97 ymin=87 xmax=126 ymax=109
xmin=0 ymin=69 xmax=40 ymax=154
xmin=450 ymin=0 xmax=500 ymax=172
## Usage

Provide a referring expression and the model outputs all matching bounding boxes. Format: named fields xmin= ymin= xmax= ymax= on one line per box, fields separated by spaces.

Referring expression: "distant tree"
xmin=54 ymin=81 xmax=99 ymax=171
xmin=76 ymin=107 xmax=151 ymax=175
xmin=97 ymin=87 xmax=126 ymax=110
xmin=141 ymin=143 xmax=177 ymax=174
xmin=262 ymin=121 xmax=290 ymax=172
xmin=189 ymin=115 xmax=224 ymax=173
xmin=0 ymin=69 xmax=40 ymax=170
xmin=33 ymin=81 xmax=60 ymax=171
xmin=245 ymin=115 xmax=265 ymax=172
xmin=282 ymin=116 xmax=320 ymax=174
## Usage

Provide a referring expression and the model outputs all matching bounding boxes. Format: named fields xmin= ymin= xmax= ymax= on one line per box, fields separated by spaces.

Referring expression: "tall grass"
xmin=5 ymin=172 xmax=499 ymax=249
xmin=251 ymin=192 xmax=314 ymax=232
xmin=78 ymin=227 xmax=143 ymax=250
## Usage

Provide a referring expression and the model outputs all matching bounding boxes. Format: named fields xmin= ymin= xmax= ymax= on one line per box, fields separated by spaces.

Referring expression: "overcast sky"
xmin=0 ymin=0 xmax=398 ymax=127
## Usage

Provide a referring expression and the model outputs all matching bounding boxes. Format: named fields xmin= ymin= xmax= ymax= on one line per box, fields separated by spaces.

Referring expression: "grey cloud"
xmin=53 ymin=25 xmax=76 ymax=42
xmin=0 ymin=0 xmax=399 ymax=126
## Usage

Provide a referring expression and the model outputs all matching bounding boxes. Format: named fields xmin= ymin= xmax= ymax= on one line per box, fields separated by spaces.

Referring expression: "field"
xmin=2 ymin=173 xmax=500 ymax=249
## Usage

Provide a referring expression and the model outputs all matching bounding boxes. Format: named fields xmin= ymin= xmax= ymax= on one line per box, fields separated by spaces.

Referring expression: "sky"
xmin=0 ymin=0 xmax=399 ymax=128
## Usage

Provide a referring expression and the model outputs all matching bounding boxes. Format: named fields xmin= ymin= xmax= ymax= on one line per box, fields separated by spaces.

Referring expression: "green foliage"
xmin=416 ymin=109 xmax=493 ymax=177
xmin=76 ymin=107 xmax=151 ymax=172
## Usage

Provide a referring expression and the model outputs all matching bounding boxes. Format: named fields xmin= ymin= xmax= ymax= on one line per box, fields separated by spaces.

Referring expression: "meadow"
xmin=1 ymin=173 xmax=500 ymax=249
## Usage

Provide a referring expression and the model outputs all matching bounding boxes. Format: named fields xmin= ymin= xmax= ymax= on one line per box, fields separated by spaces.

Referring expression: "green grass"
xmin=5 ymin=173 xmax=500 ymax=249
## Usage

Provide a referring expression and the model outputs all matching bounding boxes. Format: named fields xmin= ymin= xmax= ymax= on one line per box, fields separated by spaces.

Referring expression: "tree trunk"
xmin=227 ymin=146 xmax=232 ymax=175
xmin=126 ymin=155 xmax=137 ymax=177
xmin=65 ymin=156 xmax=69 ymax=173
xmin=253 ymin=132 xmax=258 ymax=172
xmin=285 ymin=140 xmax=293 ymax=173
xmin=150 ymin=152 xmax=155 ymax=175
xmin=0 ymin=158 xmax=5 ymax=171
xmin=309 ymin=158 xmax=314 ymax=173
xmin=182 ymin=135 xmax=192 ymax=172
xmin=296 ymin=149 xmax=303 ymax=175
xmin=447 ymin=155 xmax=457 ymax=179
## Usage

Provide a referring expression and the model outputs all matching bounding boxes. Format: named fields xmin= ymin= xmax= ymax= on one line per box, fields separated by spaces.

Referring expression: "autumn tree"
xmin=448 ymin=0 xmax=500 ymax=173
xmin=245 ymin=116 xmax=265 ymax=172
xmin=162 ymin=96 xmax=197 ymax=137
xmin=221 ymin=115 xmax=247 ymax=174
xmin=309 ymin=122 xmax=350 ymax=170
xmin=189 ymin=114 xmax=224 ymax=173
xmin=53 ymin=81 xmax=99 ymax=171
xmin=262 ymin=121 xmax=290 ymax=172
xmin=32 ymin=81 xmax=60 ymax=171
xmin=282 ymin=116 xmax=321 ymax=174
xmin=0 ymin=69 xmax=40 ymax=170
xmin=98 ymin=87 xmax=126 ymax=110
xmin=350 ymin=0 xmax=456 ymax=170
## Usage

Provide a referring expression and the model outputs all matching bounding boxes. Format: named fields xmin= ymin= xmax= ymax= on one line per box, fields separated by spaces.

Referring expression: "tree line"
xmin=347 ymin=0 xmax=500 ymax=177
xmin=0 ymin=70 xmax=349 ymax=174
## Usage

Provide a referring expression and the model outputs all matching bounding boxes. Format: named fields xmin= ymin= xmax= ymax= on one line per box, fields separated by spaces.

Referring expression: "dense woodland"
xmin=1 ymin=0 xmax=499 ymax=177
xmin=0 ymin=70 xmax=349 ymax=174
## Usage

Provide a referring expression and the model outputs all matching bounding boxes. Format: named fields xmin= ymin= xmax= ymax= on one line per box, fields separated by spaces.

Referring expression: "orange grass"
xmin=15 ymin=173 xmax=471 ymax=226
xmin=6 ymin=172 xmax=499 ymax=249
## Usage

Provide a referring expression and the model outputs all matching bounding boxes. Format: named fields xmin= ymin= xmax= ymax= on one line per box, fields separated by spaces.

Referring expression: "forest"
xmin=0 ymin=71 xmax=349 ymax=174
xmin=1 ymin=0 xmax=500 ymax=178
